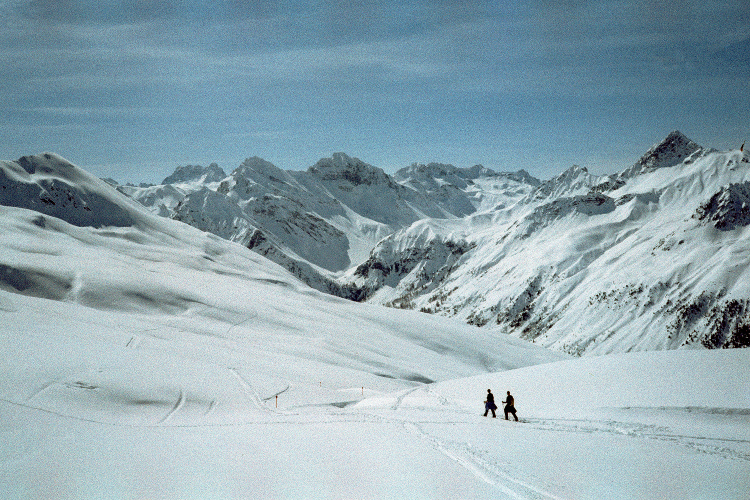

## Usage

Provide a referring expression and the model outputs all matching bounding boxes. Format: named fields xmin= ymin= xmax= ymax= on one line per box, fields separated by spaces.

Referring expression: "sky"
xmin=1 ymin=0 xmax=749 ymax=184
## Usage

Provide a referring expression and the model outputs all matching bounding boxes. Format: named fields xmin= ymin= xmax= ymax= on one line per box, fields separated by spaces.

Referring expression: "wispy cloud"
xmin=1 ymin=0 xmax=748 ymax=180
xmin=26 ymin=105 xmax=168 ymax=118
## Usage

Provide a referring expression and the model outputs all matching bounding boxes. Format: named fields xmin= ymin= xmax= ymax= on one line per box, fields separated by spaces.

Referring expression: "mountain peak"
xmin=308 ymin=153 xmax=391 ymax=186
xmin=234 ymin=156 xmax=286 ymax=178
xmin=395 ymin=162 xmax=501 ymax=182
xmin=162 ymin=163 xmax=226 ymax=185
xmin=643 ymin=130 xmax=700 ymax=164
xmin=619 ymin=131 xmax=704 ymax=179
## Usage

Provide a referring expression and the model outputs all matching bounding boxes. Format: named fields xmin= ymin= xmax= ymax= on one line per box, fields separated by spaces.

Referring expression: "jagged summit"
xmin=527 ymin=163 xmax=602 ymax=201
xmin=395 ymin=162 xmax=496 ymax=181
xmin=619 ymin=130 xmax=705 ymax=179
xmin=13 ymin=131 xmax=749 ymax=355
xmin=162 ymin=163 xmax=226 ymax=185
xmin=395 ymin=162 xmax=540 ymax=187
xmin=231 ymin=156 xmax=297 ymax=185
xmin=505 ymin=168 xmax=541 ymax=186
xmin=308 ymin=153 xmax=393 ymax=186
xmin=638 ymin=130 xmax=702 ymax=168
xmin=236 ymin=156 xmax=280 ymax=174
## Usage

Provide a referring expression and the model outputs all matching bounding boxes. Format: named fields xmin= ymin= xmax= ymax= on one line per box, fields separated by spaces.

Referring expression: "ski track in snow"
xmin=391 ymin=385 xmax=424 ymax=410
xmin=159 ymin=389 xmax=186 ymax=424
xmin=25 ymin=379 xmax=59 ymax=402
xmin=402 ymin=420 xmax=565 ymax=500
xmin=523 ymin=416 xmax=750 ymax=462
xmin=125 ymin=335 xmax=141 ymax=349
xmin=8 ymin=392 xmax=749 ymax=463
xmin=356 ymin=387 xmax=566 ymax=499
xmin=204 ymin=399 xmax=217 ymax=416
xmin=228 ymin=367 xmax=282 ymax=414
xmin=262 ymin=384 xmax=291 ymax=401
xmin=226 ymin=311 xmax=258 ymax=335
xmin=352 ymin=386 xmax=750 ymax=498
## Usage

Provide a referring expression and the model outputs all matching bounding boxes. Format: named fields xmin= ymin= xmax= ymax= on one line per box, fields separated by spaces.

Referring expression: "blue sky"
xmin=1 ymin=0 xmax=748 ymax=183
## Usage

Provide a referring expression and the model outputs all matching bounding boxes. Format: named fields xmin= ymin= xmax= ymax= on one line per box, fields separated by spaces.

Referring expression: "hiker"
xmin=503 ymin=391 xmax=518 ymax=421
xmin=483 ymin=389 xmax=497 ymax=417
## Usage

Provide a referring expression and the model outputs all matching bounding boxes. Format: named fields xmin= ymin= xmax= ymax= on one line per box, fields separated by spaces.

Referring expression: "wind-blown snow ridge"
xmin=0 ymin=153 xmax=137 ymax=228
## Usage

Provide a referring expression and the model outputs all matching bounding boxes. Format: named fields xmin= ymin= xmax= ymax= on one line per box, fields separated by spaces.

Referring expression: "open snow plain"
xmin=1 ymin=155 xmax=749 ymax=499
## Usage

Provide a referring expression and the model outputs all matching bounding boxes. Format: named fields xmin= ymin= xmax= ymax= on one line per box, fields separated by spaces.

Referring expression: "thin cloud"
xmin=0 ymin=0 xmax=748 ymax=181
xmin=27 ymin=106 xmax=167 ymax=118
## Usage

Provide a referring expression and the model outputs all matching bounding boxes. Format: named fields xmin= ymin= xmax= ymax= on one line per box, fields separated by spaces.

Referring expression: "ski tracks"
xmin=391 ymin=386 xmax=423 ymax=410
xmin=525 ymin=417 xmax=750 ymax=462
xmin=262 ymin=384 xmax=291 ymax=402
xmin=402 ymin=420 xmax=566 ymax=500
xmin=367 ymin=385 xmax=566 ymax=499
xmin=159 ymin=390 xmax=186 ymax=424
xmin=228 ymin=367 xmax=288 ymax=414
xmin=228 ymin=368 xmax=266 ymax=411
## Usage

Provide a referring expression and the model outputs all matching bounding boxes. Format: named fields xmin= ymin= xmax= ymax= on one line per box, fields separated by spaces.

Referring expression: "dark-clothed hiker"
xmin=503 ymin=391 xmax=518 ymax=421
xmin=483 ymin=389 xmax=497 ymax=418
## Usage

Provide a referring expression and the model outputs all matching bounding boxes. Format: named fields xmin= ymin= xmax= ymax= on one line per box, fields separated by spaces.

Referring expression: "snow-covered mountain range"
xmin=4 ymin=131 xmax=750 ymax=355
xmin=114 ymin=152 xmax=538 ymax=299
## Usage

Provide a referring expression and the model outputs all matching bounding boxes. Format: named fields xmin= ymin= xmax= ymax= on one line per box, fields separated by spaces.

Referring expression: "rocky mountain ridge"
xmin=3 ymin=131 xmax=749 ymax=355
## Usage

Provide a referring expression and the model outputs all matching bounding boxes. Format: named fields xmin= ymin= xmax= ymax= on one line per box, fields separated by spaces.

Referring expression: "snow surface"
xmin=1 ymin=152 xmax=749 ymax=498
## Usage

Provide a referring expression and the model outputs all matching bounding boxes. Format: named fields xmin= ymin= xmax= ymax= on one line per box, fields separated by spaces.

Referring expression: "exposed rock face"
xmin=353 ymin=233 xmax=475 ymax=303
xmin=308 ymin=153 xmax=395 ymax=187
xmin=618 ymin=130 xmax=707 ymax=179
xmin=162 ymin=163 xmax=227 ymax=185
xmin=694 ymin=181 xmax=750 ymax=231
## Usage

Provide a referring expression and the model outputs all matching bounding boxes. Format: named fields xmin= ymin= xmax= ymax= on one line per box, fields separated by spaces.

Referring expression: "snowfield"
xmin=0 ymin=152 xmax=749 ymax=498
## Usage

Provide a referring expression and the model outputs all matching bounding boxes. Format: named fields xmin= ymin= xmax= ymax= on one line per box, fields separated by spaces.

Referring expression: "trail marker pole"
xmin=275 ymin=395 xmax=278 ymax=408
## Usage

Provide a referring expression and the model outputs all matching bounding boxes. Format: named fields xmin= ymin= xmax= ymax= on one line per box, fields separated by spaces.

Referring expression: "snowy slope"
xmin=393 ymin=162 xmax=540 ymax=215
xmin=0 ymin=205 xmax=562 ymax=415
xmin=0 ymin=153 xmax=139 ymax=228
xmin=1 ymin=270 xmax=747 ymax=499
xmin=404 ymin=348 xmax=750 ymax=499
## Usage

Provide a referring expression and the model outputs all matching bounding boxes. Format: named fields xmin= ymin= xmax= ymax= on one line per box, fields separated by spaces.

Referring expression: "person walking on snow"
xmin=503 ymin=391 xmax=518 ymax=421
xmin=483 ymin=389 xmax=497 ymax=417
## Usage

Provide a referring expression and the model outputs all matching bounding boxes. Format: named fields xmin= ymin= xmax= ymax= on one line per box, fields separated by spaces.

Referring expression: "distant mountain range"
xmin=3 ymin=131 xmax=749 ymax=355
